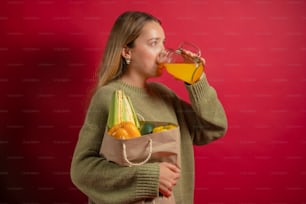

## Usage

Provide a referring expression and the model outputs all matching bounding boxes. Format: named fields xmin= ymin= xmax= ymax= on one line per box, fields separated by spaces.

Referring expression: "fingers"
xmin=180 ymin=49 xmax=206 ymax=65
xmin=159 ymin=181 xmax=173 ymax=197
xmin=164 ymin=162 xmax=180 ymax=174
xmin=159 ymin=162 xmax=181 ymax=197
xmin=181 ymin=49 xmax=199 ymax=57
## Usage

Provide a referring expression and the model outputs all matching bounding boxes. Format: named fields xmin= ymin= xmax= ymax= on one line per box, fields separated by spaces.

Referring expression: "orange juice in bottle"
xmin=158 ymin=42 xmax=204 ymax=84
xmin=163 ymin=62 xmax=203 ymax=84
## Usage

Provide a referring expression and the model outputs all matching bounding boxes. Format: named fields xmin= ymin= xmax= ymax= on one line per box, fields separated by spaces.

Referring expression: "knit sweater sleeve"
xmin=150 ymin=74 xmax=227 ymax=145
xmin=183 ymin=73 xmax=228 ymax=145
xmin=70 ymin=87 xmax=160 ymax=204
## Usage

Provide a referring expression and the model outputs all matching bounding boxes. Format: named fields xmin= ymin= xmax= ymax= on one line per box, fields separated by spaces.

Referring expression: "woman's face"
xmin=127 ymin=21 xmax=165 ymax=79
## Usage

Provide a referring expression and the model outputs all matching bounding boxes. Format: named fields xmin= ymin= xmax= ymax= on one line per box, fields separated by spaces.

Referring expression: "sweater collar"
xmin=111 ymin=80 xmax=153 ymax=96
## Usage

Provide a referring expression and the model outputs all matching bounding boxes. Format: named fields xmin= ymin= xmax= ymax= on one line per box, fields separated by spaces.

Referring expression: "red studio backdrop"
xmin=1 ymin=0 xmax=306 ymax=203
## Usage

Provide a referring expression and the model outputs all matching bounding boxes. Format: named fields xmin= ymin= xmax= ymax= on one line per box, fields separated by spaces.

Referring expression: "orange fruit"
xmin=121 ymin=121 xmax=141 ymax=138
xmin=108 ymin=121 xmax=140 ymax=139
xmin=111 ymin=128 xmax=129 ymax=139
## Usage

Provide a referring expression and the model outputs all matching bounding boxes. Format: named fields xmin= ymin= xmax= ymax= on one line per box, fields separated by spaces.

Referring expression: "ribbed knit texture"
xmin=70 ymin=75 xmax=227 ymax=204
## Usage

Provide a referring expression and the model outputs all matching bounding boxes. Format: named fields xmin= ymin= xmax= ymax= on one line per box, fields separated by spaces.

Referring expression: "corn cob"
xmin=107 ymin=90 xmax=140 ymax=130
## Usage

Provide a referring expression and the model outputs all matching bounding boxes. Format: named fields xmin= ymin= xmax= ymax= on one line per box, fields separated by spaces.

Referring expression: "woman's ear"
xmin=122 ymin=47 xmax=132 ymax=65
xmin=121 ymin=46 xmax=132 ymax=59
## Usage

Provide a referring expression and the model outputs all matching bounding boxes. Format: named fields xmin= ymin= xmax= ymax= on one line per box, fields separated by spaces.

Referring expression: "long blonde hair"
xmin=96 ymin=11 xmax=161 ymax=89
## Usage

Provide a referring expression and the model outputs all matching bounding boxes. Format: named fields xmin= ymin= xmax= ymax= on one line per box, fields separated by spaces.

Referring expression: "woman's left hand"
xmin=181 ymin=49 xmax=206 ymax=65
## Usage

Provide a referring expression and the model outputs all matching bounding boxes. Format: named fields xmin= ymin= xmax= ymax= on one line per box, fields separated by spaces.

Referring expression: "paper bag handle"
xmin=122 ymin=139 xmax=153 ymax=166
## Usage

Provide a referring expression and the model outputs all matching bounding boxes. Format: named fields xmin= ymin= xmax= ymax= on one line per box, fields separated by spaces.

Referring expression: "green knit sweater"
xmin=70 ymin=75 xmax=227 ymax=204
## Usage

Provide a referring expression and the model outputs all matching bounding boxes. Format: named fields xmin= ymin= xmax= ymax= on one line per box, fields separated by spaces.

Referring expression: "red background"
xmin=1 ymin=0 xmax=306 ymax=203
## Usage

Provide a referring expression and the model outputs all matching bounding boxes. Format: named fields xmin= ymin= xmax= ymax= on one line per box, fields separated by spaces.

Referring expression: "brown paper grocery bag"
xmin=99 ymin=122 xmax=180 ymax=204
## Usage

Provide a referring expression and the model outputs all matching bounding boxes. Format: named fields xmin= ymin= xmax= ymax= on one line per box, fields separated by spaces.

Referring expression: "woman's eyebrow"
xmin=148 ymin=37 xmax=165 ymax=42
xmin=148 ymin=37 xmax=160 ymax=41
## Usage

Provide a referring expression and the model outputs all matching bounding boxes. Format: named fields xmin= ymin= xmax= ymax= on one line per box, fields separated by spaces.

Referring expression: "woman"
xmin=70 ymin=11 xmax=227 ymax=204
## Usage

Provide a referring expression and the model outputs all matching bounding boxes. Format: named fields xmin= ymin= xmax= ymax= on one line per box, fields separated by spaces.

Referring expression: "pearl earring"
xmin=125 ymin=58 xmax=131 ymax=65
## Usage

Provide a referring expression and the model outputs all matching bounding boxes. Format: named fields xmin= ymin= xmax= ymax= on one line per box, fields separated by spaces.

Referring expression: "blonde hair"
xmin=96 ymin=11 xmax=161 ymax=88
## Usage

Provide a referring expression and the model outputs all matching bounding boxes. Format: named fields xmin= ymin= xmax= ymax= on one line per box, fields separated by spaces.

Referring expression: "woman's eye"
xmin=151 ymin=41 xmax=158 ymax=46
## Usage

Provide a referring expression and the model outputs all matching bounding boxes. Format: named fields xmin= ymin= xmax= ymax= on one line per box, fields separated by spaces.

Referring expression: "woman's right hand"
xmin=158 ymin=162 xmax=181 ymax=197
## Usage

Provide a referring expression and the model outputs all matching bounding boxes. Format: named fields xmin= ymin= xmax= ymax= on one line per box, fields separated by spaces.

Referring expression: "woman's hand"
xmin=181 ymin=49 xmax=206 ymax=65
xmin=158 ymin=162 xmax=181 ymax=197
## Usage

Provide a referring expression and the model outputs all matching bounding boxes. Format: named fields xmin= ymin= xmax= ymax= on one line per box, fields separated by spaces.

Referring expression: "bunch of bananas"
xmin=140 ymin=122 xmax=177 ymax=135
